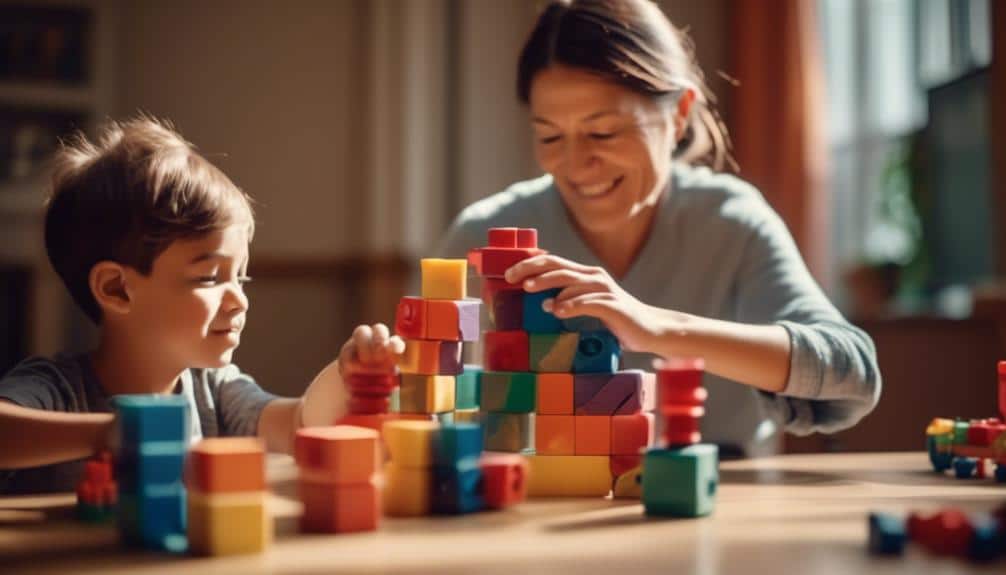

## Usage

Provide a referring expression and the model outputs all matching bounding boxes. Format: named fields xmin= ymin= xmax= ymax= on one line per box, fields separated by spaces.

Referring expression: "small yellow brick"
xmin=453 ymin=408 xmax=481 ymax=424
xmin=612 ymin=465 xmax=643 ymax=499
xmin=421 ymin=259 xmax=467 ymax=300
xmin=399 ymin=375 xmax=456 ymax=414
xmin=383 ymin=463 xmax=431 ymax=516
xmin=382 ymin=420 xmax=439 ymax=468
xmin=187 ymin=490 xmax=271 ymax=556
xmin=524 ymin=455 xmax=612 ymax=497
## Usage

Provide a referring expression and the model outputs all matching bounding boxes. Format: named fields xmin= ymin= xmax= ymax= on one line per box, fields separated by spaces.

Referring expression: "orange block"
xmin=425 ymin=300 xmax=460 ymax=340
xmin=611 ymin=413 xmax=655 ymax=455
xmin=336 ymin=413 xmax=435 ymax=434
xmin=575 ymin=415 xmax=611 ymax=455
xmin=535 ymin=415 xmax=575 ymax=455
xmin=397 ymin=340 xmax=441 ymax=374
xmin=536 ymin=373 xmax=574 ymax=415
xmin=299 ymin=479 xmax=380 ymax=533
xmin=294 ymin=426 xmax=380 ymax=484
xmin=188 ymin=438 xmax=266 ymax=494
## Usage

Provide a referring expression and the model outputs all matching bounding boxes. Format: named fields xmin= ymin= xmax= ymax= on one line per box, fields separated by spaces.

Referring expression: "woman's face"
xmin=529 ymin=66 xmax=680 ymax=234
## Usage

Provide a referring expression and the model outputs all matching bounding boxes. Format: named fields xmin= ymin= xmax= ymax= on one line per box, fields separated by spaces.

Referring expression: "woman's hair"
xmin=517 ymin=0 xmax=732 ymax=170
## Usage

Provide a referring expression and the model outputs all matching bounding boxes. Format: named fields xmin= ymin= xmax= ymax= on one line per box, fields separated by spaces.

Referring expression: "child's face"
xmin=126 ymin=224 xmax=251 ymax=369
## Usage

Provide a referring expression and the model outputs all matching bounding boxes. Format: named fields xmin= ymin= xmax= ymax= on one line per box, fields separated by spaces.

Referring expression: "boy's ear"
xmin=89 ymin=261 xmax=132 ymax=316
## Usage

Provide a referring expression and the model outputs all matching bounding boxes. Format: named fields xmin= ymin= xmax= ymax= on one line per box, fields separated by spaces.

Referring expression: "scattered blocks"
xmin=529 ymin=333 xmax=579 ymax=372
xmin=571 ymin=331 xmax=620 ymax=373
xmin=642 ymin=444 xmax=719 ymax=517
xmin=295 ymin=426 xmax=381 ymax=532
xmin=525 ymin=455 xmax=611 ymax=496
xmin=868 ymin=512 xmax=907 ymax=556
xmin=421 ymin=259 xmax=467 ymax=300
xmin=76 ymin=452 xmax=116 ymax=523
xmin=484 ymin=331 xmax=530 ymax=372
xmin=480 ymin=453 xmax=528 ymax=509
xmin=480 ymin=372 xmax=536 ymax=413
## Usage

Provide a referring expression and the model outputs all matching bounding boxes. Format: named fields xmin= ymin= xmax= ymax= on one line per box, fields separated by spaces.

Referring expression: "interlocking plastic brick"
xmin=456 ymin=365 xmax=482 ymax=410
xmin=426 ymin=299 xmax=481 ymax=342
xmin=187 ymin=438 xmax=266 ymax=494
xmin=535 ymin=415 xmax=575 ymax=455
xmin=294 ymin=426 xmax=380 ymax=483
xmin=480 ymin=452 xmax=528 ymax=509
xmin=118 ymin=483 xmax=187 ymax=552
xmin=480 ymin=371 xmax=536 ymax=413
xmin=536 ymin=373 xmax=574 ymax=415
xmin=529 ymin=332 xmax=579 ymax=372
xmin=571 ymin=331 xmax=620 ymax=373
xmin=398 ymin=339 xmax=462 ymax=375
xmin=421 ymin=258 xmax=467 ymax=300
xmin=394 ymin=296 xmax=427 ymax=339
xmin=112 ymin=395 xmax=189 ymax=445
xmin=399 ymin=374 xmax=456 ymax=414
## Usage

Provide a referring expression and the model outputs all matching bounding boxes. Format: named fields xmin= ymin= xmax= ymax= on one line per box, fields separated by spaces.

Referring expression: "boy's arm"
xmin=0 ymin=400 xmax=114 ymax=468
xmin=256 ymin=397 xmax=302 ymax=454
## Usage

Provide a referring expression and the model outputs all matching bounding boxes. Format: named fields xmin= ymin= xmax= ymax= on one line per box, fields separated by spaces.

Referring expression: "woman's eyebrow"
xmin=532 ymin=110 xmax=623 ymax=125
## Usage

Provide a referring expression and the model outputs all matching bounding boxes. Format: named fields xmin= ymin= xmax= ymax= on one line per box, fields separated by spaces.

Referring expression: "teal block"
xmin=390 ymin=386 xmax=401 ymax=412
xmin=480 ymin=372 xmax=536 ymax=413
xmin=642 ymin=444 xmax=718 ymax=517
xmin=571 ymin=331 xmax=620 ymax=373
xmin=434 ymin=422 xmax=484 ymax=467
xmin=116 ymin=441 xmax=187 ymax=491
xmin=118 ymin=483 xmax=188 ymax=552
xmin=483 ymin=412 xmax=535 ymax=453
xmin=529 ymin=333 xmax=579 ymax=373
xmin=456 ymin=365 xmax=482 ymax=409
xmin=112 ymin=395 xmax=189 ymax=445
xmin=523 ymin=288 xmax=563 ymax=333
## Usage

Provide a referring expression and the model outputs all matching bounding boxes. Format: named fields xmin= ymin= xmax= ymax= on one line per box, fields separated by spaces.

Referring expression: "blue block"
xmin=434 ymin=422 xmax=484 ymax=468
xmin=642 ymin=444 xmax=718 ymax=517
xmin=523 ymin=288 xmax=563 ymax=333
xmin=116 ymin=441 xmax=187 ymax=491
xmin=432 ymin=465 xmax=484 ymax=514
xmin=118 ymin=483 xmax=188 ymax=552
xmin=969 ymin=514 xmax=1000 ymax=562
xmin=560 ymin=316 xmax=606 ymax=332
xmin=456 ymin=365 xmax=482 ymax=409
xmin=572 ymin=331 xmax=620 ymax=373
xmin=112 ymin=395 xmax=189 ymax=445
xmin=867 ymin=512 xmax=906 ymax=555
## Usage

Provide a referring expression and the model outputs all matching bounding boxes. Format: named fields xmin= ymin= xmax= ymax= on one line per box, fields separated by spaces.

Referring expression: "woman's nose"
xmin=564 ymin=137 xmax=597 ymax=173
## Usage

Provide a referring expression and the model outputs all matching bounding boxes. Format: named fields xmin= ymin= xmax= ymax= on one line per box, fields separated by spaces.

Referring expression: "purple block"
xmin=574 ymin=371 xmax=645 ymax=415
xmin=457 ymin=300 xmax=481 ymax=342
xmin=439 ymin=341 xmax=463 ymax=375
xmin=492 ymin=289 xmax=524 ymax=331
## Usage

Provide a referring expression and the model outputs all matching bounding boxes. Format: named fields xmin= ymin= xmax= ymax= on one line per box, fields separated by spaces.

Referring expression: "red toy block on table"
xmin=484 ymin=330 xmax=530 ymax=372
xmin=967 ymin=418 xmax=1006 ymax=447
xmin=294 ymin=426 xmax=381 ymax=484
xmin=299 ymin=479 xmax=380 ymax=533
xmin=76 ymin=451 xmax=117 ymax=521
xmin=468 ymin=227 xmax=547 ymax=278
xmin=480 ymin=452 xmax=528 ymax=509
xmin=657 ymin=358 xmax=707 ymax=447
xmin=907 ymin=508 xmax=975 ymax=557
xmin=187 ymin=438 xmax=267 ymax=493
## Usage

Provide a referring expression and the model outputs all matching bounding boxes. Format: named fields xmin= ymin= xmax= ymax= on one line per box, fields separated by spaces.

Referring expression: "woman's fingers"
xmin=504 ymin=254 xmax=598 ymax=284
xmin=521 ymin=268 xmax=600 ymax=293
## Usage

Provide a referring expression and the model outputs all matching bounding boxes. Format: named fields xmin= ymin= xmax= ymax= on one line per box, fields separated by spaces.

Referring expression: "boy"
xmin=0 ymin=116 xmax=401 ymax=493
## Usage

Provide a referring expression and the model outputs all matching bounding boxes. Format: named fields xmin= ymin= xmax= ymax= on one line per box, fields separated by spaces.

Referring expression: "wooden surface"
xmin=1 ymin=452 xmax=1004 ymax=574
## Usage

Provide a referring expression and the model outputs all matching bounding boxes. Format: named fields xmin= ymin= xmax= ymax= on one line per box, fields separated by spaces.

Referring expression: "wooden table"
xmin=1 ymin=452 xmax=1004 ymax=574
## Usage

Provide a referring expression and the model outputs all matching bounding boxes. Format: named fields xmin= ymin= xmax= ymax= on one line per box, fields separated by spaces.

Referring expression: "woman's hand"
xmin=505 ymin=254 xmax=679 ymax=354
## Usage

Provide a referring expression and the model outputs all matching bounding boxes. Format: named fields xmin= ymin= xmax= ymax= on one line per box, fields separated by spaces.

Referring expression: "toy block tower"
xmin=468 ymin=228 xmax=657 ymax=497
xmin=295 ymin=425 xmax=382 ymax=532
xmin=76 ymin=451 xmax=116 ymax=522
xmin=186 ymin=438 xmax=270 ymax=555
xmin=111 ymin=395 xmax=190 ymax=552
xmin=336 ymin=372 xmax=401 ymax=433
xmin=391 ymin=258 xmax=481 ymax=423
xmin=641 ymin=359 xmax=719 ymax=517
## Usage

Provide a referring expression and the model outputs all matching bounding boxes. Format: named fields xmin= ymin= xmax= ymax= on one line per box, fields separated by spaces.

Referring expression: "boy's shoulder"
xmin=0 ymin=354 xmax=95 ymax=413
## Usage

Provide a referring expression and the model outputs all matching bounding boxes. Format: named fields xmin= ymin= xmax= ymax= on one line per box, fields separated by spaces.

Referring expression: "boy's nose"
xmin=226 ymin=283 xmax=249 ymax=313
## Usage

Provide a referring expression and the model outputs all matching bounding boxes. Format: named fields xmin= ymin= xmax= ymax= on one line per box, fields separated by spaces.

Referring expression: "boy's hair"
xmin=44 ymin=115 xmax=255 ymax=324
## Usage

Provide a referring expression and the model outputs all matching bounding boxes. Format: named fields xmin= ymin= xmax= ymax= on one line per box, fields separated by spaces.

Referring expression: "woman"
xmin=437 ymin=0 xmax=879 ymax=456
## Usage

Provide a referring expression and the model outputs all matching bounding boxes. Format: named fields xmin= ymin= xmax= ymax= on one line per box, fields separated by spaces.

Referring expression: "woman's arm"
xmin=0 ymin=400 xmax=114 ymax=468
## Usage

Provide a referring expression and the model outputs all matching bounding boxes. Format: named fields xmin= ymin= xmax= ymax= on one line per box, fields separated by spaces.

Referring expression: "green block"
xmin=642 ymin=444 xmax=718 ymax=518
xmin=483 ymin=412 xmax=535 ymax=453
xmin=480 ymin=372 xmax=536 ymax=413
xmin=529 ymin=333 xmax=580 ymax=373
xmin=389 ymin=386 xmax=401 ymax=412
xmin=456 ymin=365 xmax=482 ymax=410
xmin=953 ymin=420 xmax=970 ymax=445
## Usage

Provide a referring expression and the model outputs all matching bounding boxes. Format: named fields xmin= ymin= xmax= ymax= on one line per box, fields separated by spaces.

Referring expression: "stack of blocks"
xmin=641 ymin=359 xmax=719 ymax=517
xmin=112 ymin=395 xmax=189 ymax=552
xmin=382 ymin=419 xmax=528 ymax=516
xmin=468 ymin=227 xmax=657 ymax=497
xmin=186 ymin=438 xmax=271 ymax=555
xmin=295 ymin=426 xmax=382 ymax=533
xmin=336 ymin=372 xmax=404 ymax=433
xmin=76 ymin=451 xmax=117 ymax=522
xmin=392 ymin=258 xmax=481 ymax=424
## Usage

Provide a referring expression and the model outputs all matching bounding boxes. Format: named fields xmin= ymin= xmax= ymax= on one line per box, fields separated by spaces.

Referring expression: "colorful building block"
xmin=523 ymin=288 xmax=563 ymax=333
xmin=867 ymin=512 xmax=907 ymax=556
xmin=468 ymin=228 xmax=546 ymax=277
xmin=383 ymin=464 xmax=431 ymax=516
xmin=480 ymin=453 xmax=528 ymax=509
xmin=612 ymin=465 xmax=643 ymax=499
xmin=536 ymin=373 xmax=574 ymax=415
xmin=76 ymin=452 xmax=117 ymax=523
xmin=611 ymin=412 xmax=655 ymax=455
xmin=610 ymin=454 xmax=643 ymax=479
xmin=456 ymin=365 xmax=482 ymax=410
xmin=908 ymin=508 xmax=975 ymax=557
xmin=113 ymin=395 xmax=189 ymax=444
xmin=571 ymin=331 xmax=620 ymax=373
xmin=399 ymin=374 xmax=456 ymax=414
xmin=575 ymin=415 xmax=611 ymax=455
xmin=433 ymin=422 xmax=483 ymax=468
xmin=383 ymin=420 xmax=439 ymax=468
xmin=299 ymin=479 xmax=380 ymax=533
xmin=454 ymin=408 xmax=481 ymax=424
xmin=294 ymin=426 xmax=380 ymax=483
xmin=187 ymin=438 xmax=266 ymax=494
xmin=398 ymin=339 xmax=462 ymax=375
xmin=484 ymin=412 xmax=535 ymax=453
xmin=432 ymin=464 xmax=484 ymax=514
xmin=118 ymin=484 xmax=188 ymax=552
xmin=525 ymin=455 xmax=611 ymax=496
xmin=529 ymin=332 xmax=579 ymax=372
xmin=484 ymin=330 xmax=530 ymax=372
xmin=188 ymin=490 xmax=271 ymax=555
xmin=426 ymin=299 xmax=481 ymax=342
xmin=480 ymin=371 xmax=536 ymax=413
xmin=485 ymin=279 xmax=524 ymax=330
xmin=573 ymin=370 xmax=652 ymax=415
xmin=394 ymin=296 xmax=427 ymax=339
xmin=421 ymin=258 xmax=467 ymax=300
xmin=642 ymin=444 xmax=719 ymax=517
xmin=535 ymin=415 xmax=575 ymax=455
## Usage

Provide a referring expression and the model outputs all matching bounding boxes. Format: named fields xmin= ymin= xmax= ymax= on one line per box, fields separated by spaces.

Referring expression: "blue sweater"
xmin=436 ymin=165 xmax=881 ymax=455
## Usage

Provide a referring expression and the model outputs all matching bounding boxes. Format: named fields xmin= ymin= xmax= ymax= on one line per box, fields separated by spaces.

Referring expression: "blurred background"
xmin=0 ymin=0 xmax=1002 ymax=453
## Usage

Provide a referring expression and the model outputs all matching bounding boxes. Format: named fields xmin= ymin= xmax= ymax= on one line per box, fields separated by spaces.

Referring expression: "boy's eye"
xmin=538 ymin=135 xmax=561 ymax=145
xmin=589 ymin=131 xmax=616 ymax=140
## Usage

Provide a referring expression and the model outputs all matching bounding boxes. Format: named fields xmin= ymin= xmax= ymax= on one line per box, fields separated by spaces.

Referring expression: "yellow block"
xmin=421 ymin=259 xmax=467 ymax=300
xmin=399 ymin=375 xmax=456 ymax=414
xmin=383 ymin=463 xmax=431 ymax=517
xmin=925 ymin=417 xmax=953 ymax=436
xmin=382 ymin=420 xmax=439 ymax=467
xmin=525 ymin=455 xmax=612 ymax=497
xmin=612 ymin=465 xmax=643 ymax=499
xmin=187 ymin=490 xmax=271 ymax=556
xmin=453 ymin=408 xmax=481 ymax=424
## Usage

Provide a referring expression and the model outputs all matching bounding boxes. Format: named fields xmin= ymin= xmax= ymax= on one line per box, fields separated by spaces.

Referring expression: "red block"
xmin=480 ymin=247 xmax=545 ymax=278
xmin=348 ymin=396 xmax=391 ymax=414
xmin=999 ymin=361 xmax=1006 ymax=420
xmin=299 ymin=479 xmax=380 ymax=533
xmin=346 ymin=374 xmax=398 ymax=396
xmin=907 ymin=508 xmax=975 ymax=557
xmin=480 ymin=453 xmax=528 ymax=509
xmin=658 ymin=358 xmax=705 ymax=393
xmin=611 ymin=413 xmax=654 ymax=455
xmin=967 ymin=418 xmax=1006 ymax=447
xmin=294 ymin=426 xmax=380 ymax=483
xmin=484 ymin=330 xmax=530 ymax=372
xmin=610 ymin=454 xmax=642 ymax=479
xmin=488 ymin=228 xmax=519 ymax=247
xmin=394 ymin=297 xmax=427 ymax=339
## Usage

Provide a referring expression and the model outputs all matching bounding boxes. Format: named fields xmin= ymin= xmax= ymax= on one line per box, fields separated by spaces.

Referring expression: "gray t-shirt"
xmin=437 ymin=165 xmax=881 ymax=455
xmin=0 ymin=354 xmax=276 ymax=493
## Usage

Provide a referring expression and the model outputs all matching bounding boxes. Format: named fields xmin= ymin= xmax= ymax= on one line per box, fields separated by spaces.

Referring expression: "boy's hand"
xmin=338 ymin=323 xmax=405 ymax=377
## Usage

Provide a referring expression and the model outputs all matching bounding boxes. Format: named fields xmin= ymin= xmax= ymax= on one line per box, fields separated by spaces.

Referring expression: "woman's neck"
xmin=576 ymin=200 xmax=660 ymax=280
xmin=90 ymin=328 xmax=182 ymax=397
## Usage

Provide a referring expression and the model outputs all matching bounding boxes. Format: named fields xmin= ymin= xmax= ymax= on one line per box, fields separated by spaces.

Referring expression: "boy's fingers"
xmin=353 ymin=325 xmax=375 ymax=364
xmin=372 ymin=323 xmax=391 ymax=342
xmin=387 ymin=335 xmax=406 ymax=355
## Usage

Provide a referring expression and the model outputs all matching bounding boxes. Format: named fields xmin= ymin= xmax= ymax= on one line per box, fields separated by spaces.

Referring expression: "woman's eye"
xmin=538 ymin=135 xmax=561 ymax=144
xmin=590 ymin=132 xmax=616 ymax=140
